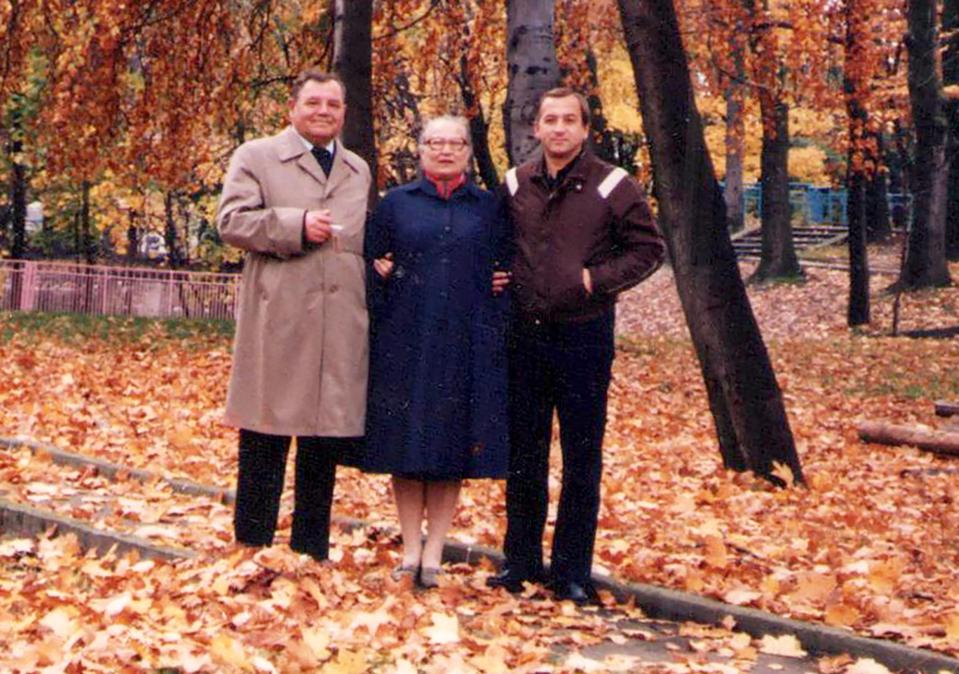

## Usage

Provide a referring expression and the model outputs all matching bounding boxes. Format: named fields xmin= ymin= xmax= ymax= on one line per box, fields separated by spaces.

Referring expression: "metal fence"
xmin=0 ymin=260 xmax=240 ymax=320
xmin=731 ymin=182 xmax=912 ymax=226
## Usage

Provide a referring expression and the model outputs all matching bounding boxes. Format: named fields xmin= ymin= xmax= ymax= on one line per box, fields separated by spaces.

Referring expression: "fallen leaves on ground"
xmin=0 ymin=534 xmax=756 ymax=673
xmin=0 ymin=247 xmax=958 ymax=669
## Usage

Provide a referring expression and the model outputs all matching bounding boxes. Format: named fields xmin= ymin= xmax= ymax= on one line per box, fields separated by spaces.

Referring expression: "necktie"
xmin=311 ymin=146 xmax=333 ymax=176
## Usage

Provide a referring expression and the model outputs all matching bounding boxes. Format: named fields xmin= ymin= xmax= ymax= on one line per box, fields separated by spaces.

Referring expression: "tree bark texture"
xmin=846 ymin=161 xmax=870 ymax=326
xmin=753 ymin=94 xmax=802 ymax=281
xmin=164 ymin=190 xmax=182 ymax=268
xmin=9 ymin=157 xmax=26 ymax=260
xmin=900 ymin=0 xmax=952 ymax=287
xmin=944 ymin=0 xmax=959 ymax=259
xmin=865 ymin=142 xmax=891 ymax=243
xmin=333 ymin=0 xmax=377 ymax=196
xmin=585 ymin=47 xmax=619 ymax=165
xmin=81 ymin=181 xmax=94 ymax=265
xmin=457 ymin=54 xmax=500 ymax=190
xmin=946 ymin=130 xmax=959 ymax=259
xmin=724 ymin=32 xmax=746 ymax=233
xmin=859 ymin=421 xmax=959 ymax=456
xmin=725 ymin=85 xmax=745 ymax=233
xmin=888 ymin=120 xmax=912 ymax=231
xmin=844 ymin=12 xmax=871 ymax=326
xmin=504 ymin=0 xmax=561 ymax=165
xmin=616 ymin=0 xmax=804 ymax=486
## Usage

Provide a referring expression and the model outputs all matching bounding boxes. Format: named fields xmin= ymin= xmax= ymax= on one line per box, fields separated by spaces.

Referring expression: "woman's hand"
xmin=374 ymin=252 xmax=395 ymax=279
xmin=492 ymin=270 xmax=511 ymax=295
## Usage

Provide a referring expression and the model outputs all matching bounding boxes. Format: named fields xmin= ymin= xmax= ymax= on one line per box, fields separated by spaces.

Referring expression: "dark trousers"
xmin=234 ymin=429 xmax=344 ymax=560
xmin=504 ymin=309 xmax=615 ymax=585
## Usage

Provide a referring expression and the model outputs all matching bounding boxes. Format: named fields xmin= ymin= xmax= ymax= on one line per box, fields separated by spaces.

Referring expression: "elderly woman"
xmin=362 ymin=115 xmax=509 ymax=587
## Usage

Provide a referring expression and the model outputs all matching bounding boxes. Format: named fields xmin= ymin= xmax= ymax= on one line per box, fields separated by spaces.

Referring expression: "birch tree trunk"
xmin=504 ymin=0 xmax=561 ymax=165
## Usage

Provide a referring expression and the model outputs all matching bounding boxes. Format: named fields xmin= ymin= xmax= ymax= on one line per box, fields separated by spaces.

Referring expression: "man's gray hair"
xmin=418 ymin=115 xmax=472 ymax=146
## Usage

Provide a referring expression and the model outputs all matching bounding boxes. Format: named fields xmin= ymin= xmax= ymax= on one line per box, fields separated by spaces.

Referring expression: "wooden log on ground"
xmin=858 ymin=421 xmax=959 ymax=456
xmin=934 ymin=400 xmax=959 ymax=417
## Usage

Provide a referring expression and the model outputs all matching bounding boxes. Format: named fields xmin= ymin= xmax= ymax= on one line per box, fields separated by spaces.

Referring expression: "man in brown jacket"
xmin=488 ymin=87 xmax=665 ymax=603
xmin=216 ymin=69 xmax=371 ymax=560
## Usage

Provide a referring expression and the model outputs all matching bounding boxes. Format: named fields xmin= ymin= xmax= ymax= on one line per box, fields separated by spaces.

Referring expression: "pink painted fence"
xmin=0 ymin=260 xmax=240 ymax=320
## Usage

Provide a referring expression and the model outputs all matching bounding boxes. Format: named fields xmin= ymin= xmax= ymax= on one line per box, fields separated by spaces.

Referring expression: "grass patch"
xmin=747 ymin=271 xmax=808 ymax=287
xmin=843 ymin=370 xmax=959 ymax=401
xmin=800 ymin=244 xmax=848 ymax=262
xmin=0 ymin=311 xmax=234 ymax=345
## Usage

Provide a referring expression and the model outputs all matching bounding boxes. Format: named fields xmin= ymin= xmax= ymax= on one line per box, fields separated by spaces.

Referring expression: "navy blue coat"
xmin=362 ymin=178 xmax=510 ymax=480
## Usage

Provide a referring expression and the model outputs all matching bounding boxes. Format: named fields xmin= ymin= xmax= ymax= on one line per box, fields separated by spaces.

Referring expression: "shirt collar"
xmin=537 ymin=147 xmax=587 ymax=189
xmin=425 ymin=172 xmax=467 ymax=199
xmin=294 ymin=130 xmax=335 ymax=155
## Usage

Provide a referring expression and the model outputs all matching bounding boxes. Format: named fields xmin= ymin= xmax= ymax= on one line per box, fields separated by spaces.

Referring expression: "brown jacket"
xmin=217 ymin=127 xmax=371 ymax=436
xmin=503 ymin=151 xmax=665 ymax=322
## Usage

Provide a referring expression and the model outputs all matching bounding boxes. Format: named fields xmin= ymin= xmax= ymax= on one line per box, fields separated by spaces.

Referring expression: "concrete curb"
xmin=443 ymin=539 xmax=959 ymax=673
xmin=0 ymin=497 xmax=197 ymax=562
xmin=0 ymin=436 xmax=372 ymax=533
xmin=4 ymin=437 xmax=957 ymax=672
xmin=0 ymin=436 xmax=233 ymax=503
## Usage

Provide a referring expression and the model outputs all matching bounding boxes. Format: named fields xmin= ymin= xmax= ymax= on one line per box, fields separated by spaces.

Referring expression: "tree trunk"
xmin=844 ymin=10 xmax=870 ymax=327
xmin=753 ymin=93 xmax=802 ymax=281
xmin=865 ymin=133 xmax=891 ymax=243
xmin=164 ymin=190 xmax=181 ymax=268
xmin=457 ymin=54 xmax=499 ymax=190
xmin=333 ymin=0 xmax=377 ymax=197
xmin=616 ymin=0 xmax=804 ymax=486
xmin=888 ymin=119 xmax=912 ymax=230
xmin=724 ymin=85 xmax=745 ymax=233
xmin=81 ymin=180 xmax=94 ymax=264
xmin=900 ymin=0 xmax=952 ymax=288
xmin=846 ymin=155 xmax=870 ymax=326
xmin=10 ymin=157 xmax=26 ymax=260
xmin=504 ymin=0 xmax=562 ymax=165
xmin=127 ymin=211 xmax=139 ymax=262
xmin=947 ymin=130 xmax=959 ymax=259
xmin=944 ymin=0 xmax=959 ymax=259
xmin=724 ymin=32 xmax=746 ymax=233
xmin=859 ymin=421 xmax=959 ymax=456
xmin=585 ymin=47 xmax=618 ymax=164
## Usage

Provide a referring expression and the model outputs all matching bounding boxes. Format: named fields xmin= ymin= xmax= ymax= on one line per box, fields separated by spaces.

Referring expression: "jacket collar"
xmin=409 ymin=175 xmax=482 ymax=201
xmin=532 ymin=147 xmax=590 ymax=192
xmin=276 ymin=126 xmax=361 ymax=191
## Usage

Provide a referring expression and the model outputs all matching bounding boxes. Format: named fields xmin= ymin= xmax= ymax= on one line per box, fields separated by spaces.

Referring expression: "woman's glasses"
xmin=422 ymin=138 xmax=469 ymax=151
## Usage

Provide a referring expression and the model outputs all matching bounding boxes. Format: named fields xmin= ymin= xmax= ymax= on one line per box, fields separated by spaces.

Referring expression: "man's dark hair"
xmin=536 ymin=87 xmax=590 ymax=125
xmin=290 ymin=69 xmax=347 ymax=103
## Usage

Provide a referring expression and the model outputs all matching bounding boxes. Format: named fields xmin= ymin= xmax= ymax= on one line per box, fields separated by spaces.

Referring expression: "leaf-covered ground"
xmin=1 ymin=249 xmax=958 ymax=671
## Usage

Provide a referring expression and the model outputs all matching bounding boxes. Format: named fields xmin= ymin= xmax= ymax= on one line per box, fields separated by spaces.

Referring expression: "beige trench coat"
xmin=217 ymin=127 xmax=371 ymax=437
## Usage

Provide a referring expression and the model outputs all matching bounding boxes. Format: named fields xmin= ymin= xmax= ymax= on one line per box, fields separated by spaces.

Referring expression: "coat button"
xmin=329 ymin=284 xmax=339 ymax=294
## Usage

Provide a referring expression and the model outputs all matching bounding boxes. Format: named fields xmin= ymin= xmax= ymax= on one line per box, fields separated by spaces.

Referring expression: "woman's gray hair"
xmin=418 ymin=115 xmax=472 ymax=147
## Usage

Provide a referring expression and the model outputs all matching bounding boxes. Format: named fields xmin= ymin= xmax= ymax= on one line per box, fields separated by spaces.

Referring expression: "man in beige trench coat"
xmin=216 ymin=69 xmax=371 ymax=560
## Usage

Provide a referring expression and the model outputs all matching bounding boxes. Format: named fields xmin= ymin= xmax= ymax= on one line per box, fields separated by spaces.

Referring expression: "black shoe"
xmin=486 ymin=567 xmax=544 ymax=593
xmin=548 ymin=580 xmax=600 ymax=606
xmin=290 ymin=542 xmax=329 ymax=562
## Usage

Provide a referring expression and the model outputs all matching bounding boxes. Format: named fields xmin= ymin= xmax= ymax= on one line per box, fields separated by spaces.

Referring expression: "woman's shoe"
xmin=391 ymin=564 xmax=418 ymax=582
xmin=418 ymin=566 xmax=444 ymax=588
